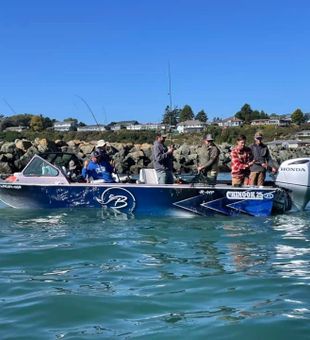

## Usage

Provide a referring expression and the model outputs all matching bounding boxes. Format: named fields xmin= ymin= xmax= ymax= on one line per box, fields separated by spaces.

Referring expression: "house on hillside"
xmin=177 ymin=120 xmax=206 ymax=133
xmin=217 ymin=117 xmax=243 ymax=127
xmin=267 ymin=140 xmax=308 ymax=149
xmin=126 ymin=123 xmax=167 ymax=131
xmin=77 ymin=124 xmax=107 ymax=132
xmin=251 ymin=118 xmax=291 ymax=126
xmin=53 ymin=121 xmax=77 ymax=132
xmin=4 ymin=126 xmax=29 ymax=132
xmin=109 ymin=120 xmax=138 ymax=131
xmin=295 ymin=130 xmax=310 ymax=139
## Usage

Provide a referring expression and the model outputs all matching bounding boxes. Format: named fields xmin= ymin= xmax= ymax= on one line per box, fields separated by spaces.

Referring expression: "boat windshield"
xmin=23 ymin=157 xmax=59 ymax=177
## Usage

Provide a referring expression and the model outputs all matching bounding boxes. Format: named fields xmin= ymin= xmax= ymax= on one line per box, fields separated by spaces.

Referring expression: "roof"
xmin=178 ymin=120 xmax=206 ymax=126
xmin=223 ymin=117 xmax=243 ymax=122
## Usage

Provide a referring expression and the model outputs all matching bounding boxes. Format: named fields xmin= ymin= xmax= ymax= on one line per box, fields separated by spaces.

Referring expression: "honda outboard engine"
xmin=276 ymin=158 xmax=310 ymax=210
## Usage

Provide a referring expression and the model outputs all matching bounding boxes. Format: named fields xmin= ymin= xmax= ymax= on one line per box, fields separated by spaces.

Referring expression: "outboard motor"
xmin=275 ymin=158 xmax=310 ymax=210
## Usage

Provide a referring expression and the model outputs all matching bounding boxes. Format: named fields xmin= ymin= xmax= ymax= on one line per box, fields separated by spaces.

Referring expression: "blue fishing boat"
xmin=0 ymin=154 xmax=309 ymax=217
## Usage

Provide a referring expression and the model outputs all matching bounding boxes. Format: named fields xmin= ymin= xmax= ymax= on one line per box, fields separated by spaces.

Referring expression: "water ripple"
xmin=0 ymin=210 xmax=309 ymax=338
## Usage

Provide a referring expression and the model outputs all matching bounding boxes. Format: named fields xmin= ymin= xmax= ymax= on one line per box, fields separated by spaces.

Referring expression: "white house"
xmin=217 ymin=117 xmax=243 ymax=127
xmin=267 ymin=140 xmax=308 ymax=149
xmin=77 ymin=124 xmax=107 ymax=132
xmin=4 ymin=126 xmax=29 ymax=132
xmin=177 ymin=120 xmax=206 ymax=133
xmin=126 ymin=123 xmax=167 ymax=131
xmin=251 ymin=119 xmax=291 ymax=127
xmin=295 ymin=130 xmax=310 ymax=138
xmin=53 ymin=121 xmax=77 ymax=132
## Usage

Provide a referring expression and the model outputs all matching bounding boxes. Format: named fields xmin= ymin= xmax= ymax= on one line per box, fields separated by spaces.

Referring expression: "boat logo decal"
xmin=226 ymin=191 xmax=264 ymax=200
xmin=96 ymin=187 xmax=136 ymax=212
xmin=263 ymin=192 xmax=274 ymax=199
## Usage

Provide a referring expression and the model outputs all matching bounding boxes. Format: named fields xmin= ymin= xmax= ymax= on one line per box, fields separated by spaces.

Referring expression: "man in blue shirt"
xmin=82 ymin=151 xmax=115 ymax=183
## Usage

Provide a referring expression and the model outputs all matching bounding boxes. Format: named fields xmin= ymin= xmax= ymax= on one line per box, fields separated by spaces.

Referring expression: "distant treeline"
xmin=1 ymin=103 xmax=309 ymax=134
xmin=0 ymin=124 xmax=307 ymax=145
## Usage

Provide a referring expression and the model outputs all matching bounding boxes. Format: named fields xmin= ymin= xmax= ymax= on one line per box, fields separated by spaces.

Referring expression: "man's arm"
xmin=198 ymin=147 xmax=220 ymax=172
xmin=153 ymin=143 xmax=172 ymax=163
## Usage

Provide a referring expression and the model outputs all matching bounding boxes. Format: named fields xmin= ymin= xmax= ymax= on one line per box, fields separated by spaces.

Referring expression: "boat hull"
xmin=0 ymin=182 xmax=280 ymax=217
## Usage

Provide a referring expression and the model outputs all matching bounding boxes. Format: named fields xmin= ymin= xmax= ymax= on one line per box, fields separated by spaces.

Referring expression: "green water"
xmin=0 ymin=209 xmax=309 ymax=339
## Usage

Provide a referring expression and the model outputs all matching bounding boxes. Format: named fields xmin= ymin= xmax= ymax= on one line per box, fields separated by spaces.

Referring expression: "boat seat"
xmin=138 ymin=169 xmax=158 ymax=184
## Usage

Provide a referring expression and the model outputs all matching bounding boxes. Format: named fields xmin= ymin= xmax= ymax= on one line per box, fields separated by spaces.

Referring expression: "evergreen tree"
xmin=259 ymin=110 xmax=269 ymax=119
xmin=43 ymin=116 xmax=54 ymax=129
xmin=195 ymin=110 xmax=207 ymax=122
xmin=162 ymin=105 xmax=179 ymax=126
xmin=179 ymin=105 xmax=194 ymax=122
xmin=291 ymin=108 xmax=305 ymax=125
xmin=235 ymin=103 xmax=253 ymax=122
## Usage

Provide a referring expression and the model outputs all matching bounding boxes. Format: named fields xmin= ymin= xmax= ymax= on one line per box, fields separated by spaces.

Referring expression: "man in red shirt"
xmin=230 ymin=135 xmax=254 ymax=186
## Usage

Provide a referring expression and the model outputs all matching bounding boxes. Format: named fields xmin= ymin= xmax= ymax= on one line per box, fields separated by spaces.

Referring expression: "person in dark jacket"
xmin=197 ymin=134 xmax=220 ymax=185
xmin=152 ymin=133 xmax=174 ymax=184
xmin=249 ymin=132 xmax=277 ymax=186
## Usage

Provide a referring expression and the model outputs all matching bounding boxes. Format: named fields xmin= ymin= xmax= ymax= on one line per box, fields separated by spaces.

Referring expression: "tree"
xmin=195 ymin=110 xmax=208 ymax=122
xmin=30 ymin=115 xmax=45 ymax=131
xmin=42 ymin=116 xmax=54 ymax=129
xmin=235 ymin=103 xmax=252 ymax=123
xmin=179 ymin=105 xmax=194 ymax=122
xmin=291 ymin=108 xmax=305 ymax=125
xmin=64 ymin=117 xmax=78 ymax=124
xmin=162 ymin=105 xmax=180 ymax=126
xmin=259 ymin=110 xmax=269 ymax=119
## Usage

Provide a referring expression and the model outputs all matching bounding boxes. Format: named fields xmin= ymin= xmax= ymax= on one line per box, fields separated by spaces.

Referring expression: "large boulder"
xmin=79 ymin=143 xmax=95 ymax=155
xmin=1 ymin=142 xmax=16 ymax=154
xmin=55 ymin=140 xmax=68 ymax=148
xmin=34 ymin=138 xmax=57 ymax=153
xmin=14 ymin=146 xmax=39 ymax=170
xmin=178 ymin=144 xmax=191 ymax=156
xmin=15 ymin=139 xmax=32 ymax=152
xmin=0 ymin=162 xmax=13 ymax=175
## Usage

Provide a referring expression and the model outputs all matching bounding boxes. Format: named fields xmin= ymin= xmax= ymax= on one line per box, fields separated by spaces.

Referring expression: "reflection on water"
xmin=273 ymin=213 xmax=309 ymax=240
xmin=0 ymin=209 xmax=309 ymax=338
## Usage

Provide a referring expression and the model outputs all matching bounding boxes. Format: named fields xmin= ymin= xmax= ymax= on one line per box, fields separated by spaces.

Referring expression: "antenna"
xmin=75 ymin=95 xmax=100 ymax=128
xmin=168 ymin=62 xmax=173 ymax=110
xmin=3 ymin=98 xmax=17 ymax=114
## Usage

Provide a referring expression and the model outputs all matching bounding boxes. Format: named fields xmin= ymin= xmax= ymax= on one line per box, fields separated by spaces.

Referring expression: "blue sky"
xmin=0 ymin=0 xmax=309 ymax=124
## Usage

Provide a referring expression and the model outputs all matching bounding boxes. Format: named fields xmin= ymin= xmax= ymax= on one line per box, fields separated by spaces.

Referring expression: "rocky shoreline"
xmin=0 ymin=138 xmax=309 ymax=176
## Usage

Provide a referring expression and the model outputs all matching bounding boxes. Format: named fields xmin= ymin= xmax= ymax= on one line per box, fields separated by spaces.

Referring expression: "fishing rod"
xmin=2 ymin=98 xmax=17 ymax=114
xmin=75 ymin=95 xmax=100 ymax=128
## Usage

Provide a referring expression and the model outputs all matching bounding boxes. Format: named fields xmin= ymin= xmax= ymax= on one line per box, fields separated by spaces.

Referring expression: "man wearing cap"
xmin=95 ymin=140 xmax=111 ymax=163
xmin=82 ymin=150 xmax=115 ymax=183
xmin=197 ymin=134 xmax=220 ymax=185
xmin=152 ymin=132 xmax=175 ymax=184
xmin=249 ymin=132 xmax=276 ymax=186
